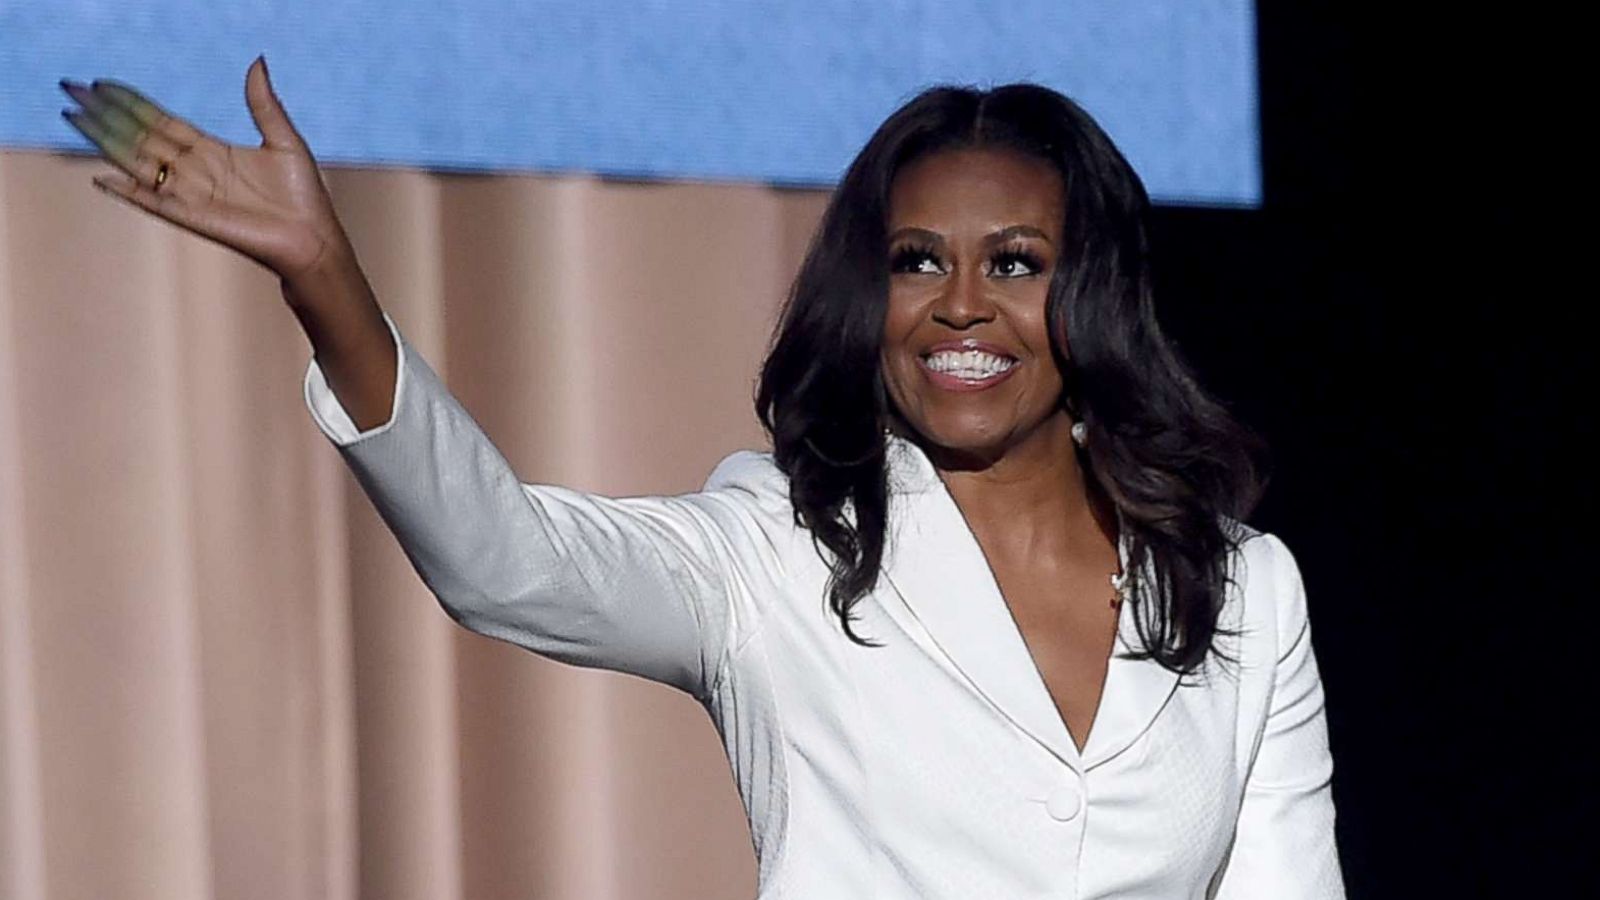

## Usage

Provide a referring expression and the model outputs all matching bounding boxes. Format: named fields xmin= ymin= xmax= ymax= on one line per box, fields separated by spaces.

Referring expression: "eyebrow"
xmin=886 ymin=224 xmax=1054 ymax=246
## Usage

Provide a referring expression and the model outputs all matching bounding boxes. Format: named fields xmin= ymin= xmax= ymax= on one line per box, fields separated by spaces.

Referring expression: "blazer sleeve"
xmin=1211 ymin=533 xmax=1346 ymax=899
xmin=302 ymin=310 xmax=739 ymax=702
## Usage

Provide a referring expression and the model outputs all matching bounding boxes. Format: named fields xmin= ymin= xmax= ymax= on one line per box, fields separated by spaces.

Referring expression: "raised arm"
xmin=304 ymin=311 xmax=741 ymax=697
xmin=61 ymin=58 xmax=744 ymax=699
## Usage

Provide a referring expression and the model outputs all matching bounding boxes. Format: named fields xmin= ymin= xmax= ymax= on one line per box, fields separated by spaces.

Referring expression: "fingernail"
xmin=259 ymin=54 xmax=269 ymax=76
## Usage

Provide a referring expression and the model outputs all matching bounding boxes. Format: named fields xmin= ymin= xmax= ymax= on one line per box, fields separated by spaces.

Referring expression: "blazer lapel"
xmin=875 ymin=434 xmax=1181 ymax=772
xmin=877 ymin=434 xmax=1081 ymax=767
xmin=1080 ymin=576 xmax=1183 ymax=771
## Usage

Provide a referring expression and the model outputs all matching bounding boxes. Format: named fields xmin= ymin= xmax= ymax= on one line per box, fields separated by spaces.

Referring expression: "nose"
xmin=930 ymin=267 xmax=996 ymax=329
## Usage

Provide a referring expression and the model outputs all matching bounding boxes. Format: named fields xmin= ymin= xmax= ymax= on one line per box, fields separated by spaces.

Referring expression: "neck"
xmin=922 ymin=413 xmax=1117 ymax=562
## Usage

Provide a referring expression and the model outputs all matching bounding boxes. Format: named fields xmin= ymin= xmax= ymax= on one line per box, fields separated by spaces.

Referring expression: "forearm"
xmin=283 ymin=244 xmax=397 ymax=432
xmin=302 ymin=325 xmax=729 ymax=696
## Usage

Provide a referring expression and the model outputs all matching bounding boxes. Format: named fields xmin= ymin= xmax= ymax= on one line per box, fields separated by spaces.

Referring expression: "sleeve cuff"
xmin=302 ymin=309 xmax=407 ymax=447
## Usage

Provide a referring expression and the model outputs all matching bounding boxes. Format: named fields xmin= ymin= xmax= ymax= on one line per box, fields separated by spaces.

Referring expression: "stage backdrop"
xmin=3 ymin=1 xmax=1260 ymax=205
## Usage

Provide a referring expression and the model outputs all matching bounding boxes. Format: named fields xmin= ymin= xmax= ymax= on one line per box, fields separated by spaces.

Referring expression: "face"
xmin=881 ymin=146 xmax=1069 ymax=465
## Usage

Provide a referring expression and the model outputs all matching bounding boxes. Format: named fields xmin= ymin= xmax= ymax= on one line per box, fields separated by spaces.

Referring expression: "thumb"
xmin=245 ymin=55 xmax=308 ymax=151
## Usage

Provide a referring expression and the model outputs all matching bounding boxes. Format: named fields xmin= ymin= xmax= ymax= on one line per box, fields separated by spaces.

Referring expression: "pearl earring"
xmin=1071 ymin=421 xmax=1087 ymax=447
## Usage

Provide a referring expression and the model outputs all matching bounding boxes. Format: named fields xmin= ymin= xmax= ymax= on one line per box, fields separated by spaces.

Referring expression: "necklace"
xmin=1109 ymin=569 xmax=1129 ymax=611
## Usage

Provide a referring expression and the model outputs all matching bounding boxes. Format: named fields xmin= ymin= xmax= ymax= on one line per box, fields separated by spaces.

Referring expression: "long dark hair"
xmin=755 ymin=83 xmax=1268 ymax=674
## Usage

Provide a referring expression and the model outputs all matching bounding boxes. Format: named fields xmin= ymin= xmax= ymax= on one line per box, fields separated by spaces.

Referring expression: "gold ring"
xmin=154 ymin=161 xmax=171 ymax=189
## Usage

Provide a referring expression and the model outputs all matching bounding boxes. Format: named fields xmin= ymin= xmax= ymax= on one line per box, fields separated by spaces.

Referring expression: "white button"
xmin=1045 ymin=785 xmax=1081 ymax=822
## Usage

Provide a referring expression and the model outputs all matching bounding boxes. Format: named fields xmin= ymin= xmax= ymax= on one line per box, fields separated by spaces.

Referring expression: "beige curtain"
xmin=0 ymin=148 xmax=829 ymax=900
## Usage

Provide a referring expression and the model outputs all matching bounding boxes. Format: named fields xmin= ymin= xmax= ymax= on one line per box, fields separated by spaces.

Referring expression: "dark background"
xmin=1148 ymin=5 xmax=1577 ymax=897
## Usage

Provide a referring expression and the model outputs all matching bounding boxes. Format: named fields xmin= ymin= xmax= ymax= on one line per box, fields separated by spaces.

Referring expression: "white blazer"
xmin=305 ymin=312 xmax=1345 ymax=899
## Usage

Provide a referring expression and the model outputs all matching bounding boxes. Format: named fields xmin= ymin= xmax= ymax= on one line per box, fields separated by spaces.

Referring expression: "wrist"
xmin=279 ymin=235 xmax=371 ymax=313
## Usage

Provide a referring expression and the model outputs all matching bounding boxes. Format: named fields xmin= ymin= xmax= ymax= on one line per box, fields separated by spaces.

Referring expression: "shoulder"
xmin=689 ymin=448 xmax=807 ymax=588
xmin=690 ymin=448 xmax=797 ymax=536
xmin=703 ymin=448 xmax=789 ymax=495
xmin=1228 ymin=522 xmax=1313 ymax=651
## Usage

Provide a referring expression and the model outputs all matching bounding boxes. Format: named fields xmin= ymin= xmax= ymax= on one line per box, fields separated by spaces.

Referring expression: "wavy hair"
xmin=755 ymin=83 xmax=1268 ymax=674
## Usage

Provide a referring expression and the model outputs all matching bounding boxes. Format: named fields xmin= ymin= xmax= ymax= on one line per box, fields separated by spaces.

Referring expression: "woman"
xmin=60 ymin=58 xmax=1344 ymax=897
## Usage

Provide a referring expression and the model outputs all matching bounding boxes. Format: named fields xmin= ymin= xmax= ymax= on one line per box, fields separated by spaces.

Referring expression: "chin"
xmin=906 ymin=414 xmax=1016 ymax=458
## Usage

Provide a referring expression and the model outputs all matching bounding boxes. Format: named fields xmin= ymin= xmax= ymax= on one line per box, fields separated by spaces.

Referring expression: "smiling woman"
xmin=757 ymin=86 xmax=1270 ymax=674
xmin=57 ymin=65 xmax=1341 ymax=897
xmin=736 ymin=87 xmax=1342 ymax=900
xmin=881 ymin=149 xmax=1066 ymax=455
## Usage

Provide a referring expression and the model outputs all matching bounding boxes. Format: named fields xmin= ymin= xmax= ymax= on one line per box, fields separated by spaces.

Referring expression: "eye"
xmin=890 ymin=244 xmax=944 ymax=275
xmin=988 ymin=246 xmax=1045 ymax=279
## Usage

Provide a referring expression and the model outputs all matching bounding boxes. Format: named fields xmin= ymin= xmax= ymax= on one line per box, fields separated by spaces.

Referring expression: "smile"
xmin=918 ymin=349 xmax=1019 ymax=392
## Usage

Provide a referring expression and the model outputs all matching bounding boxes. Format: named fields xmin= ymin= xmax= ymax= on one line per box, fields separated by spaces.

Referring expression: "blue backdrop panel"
xmin=1 ymin=1 xmax=1258 ymax=205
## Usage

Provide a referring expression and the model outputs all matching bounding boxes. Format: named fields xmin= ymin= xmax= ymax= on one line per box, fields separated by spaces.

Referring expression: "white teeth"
xmin=923 ymin=349 xmax=1017 ymax=379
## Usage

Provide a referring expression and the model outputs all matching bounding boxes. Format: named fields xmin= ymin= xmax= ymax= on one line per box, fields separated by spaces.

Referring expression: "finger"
xmin=62 ymin=106 xmax=138 ymax=174
xmin=85 ymin=78 xmax=209 ymax=149
xmin=61 ymin=105 xmax=179 ymax=191
xmin=244 ymin=56 xmax=308 ymax=152
xmin=61 ymin=80 xmax=187 ymax=169
xmin=91 ymin=172 xmax=201 ymax=230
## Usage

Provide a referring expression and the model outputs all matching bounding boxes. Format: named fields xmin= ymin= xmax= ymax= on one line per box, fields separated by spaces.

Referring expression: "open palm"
xmin=60 ymin=57 xmax=350 ymax=284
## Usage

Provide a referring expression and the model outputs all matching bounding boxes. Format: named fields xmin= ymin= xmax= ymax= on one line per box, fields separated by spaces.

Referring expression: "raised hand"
xmin=61 ymin=57 xmax=396 ymax=427
xmin=60 ymin=57 xmax=355 ymax=286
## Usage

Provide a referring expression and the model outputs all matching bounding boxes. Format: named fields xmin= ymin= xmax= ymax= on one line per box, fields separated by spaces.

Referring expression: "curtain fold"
xmin=0 ymin=148 xmax=829 ymax=900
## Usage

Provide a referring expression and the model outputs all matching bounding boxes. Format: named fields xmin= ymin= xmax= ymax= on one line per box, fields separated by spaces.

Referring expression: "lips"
xmin=921 ymin=338 xmax=1018 ymax=359
xmin=917 ymin=343 xmax=1020 ymax=392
